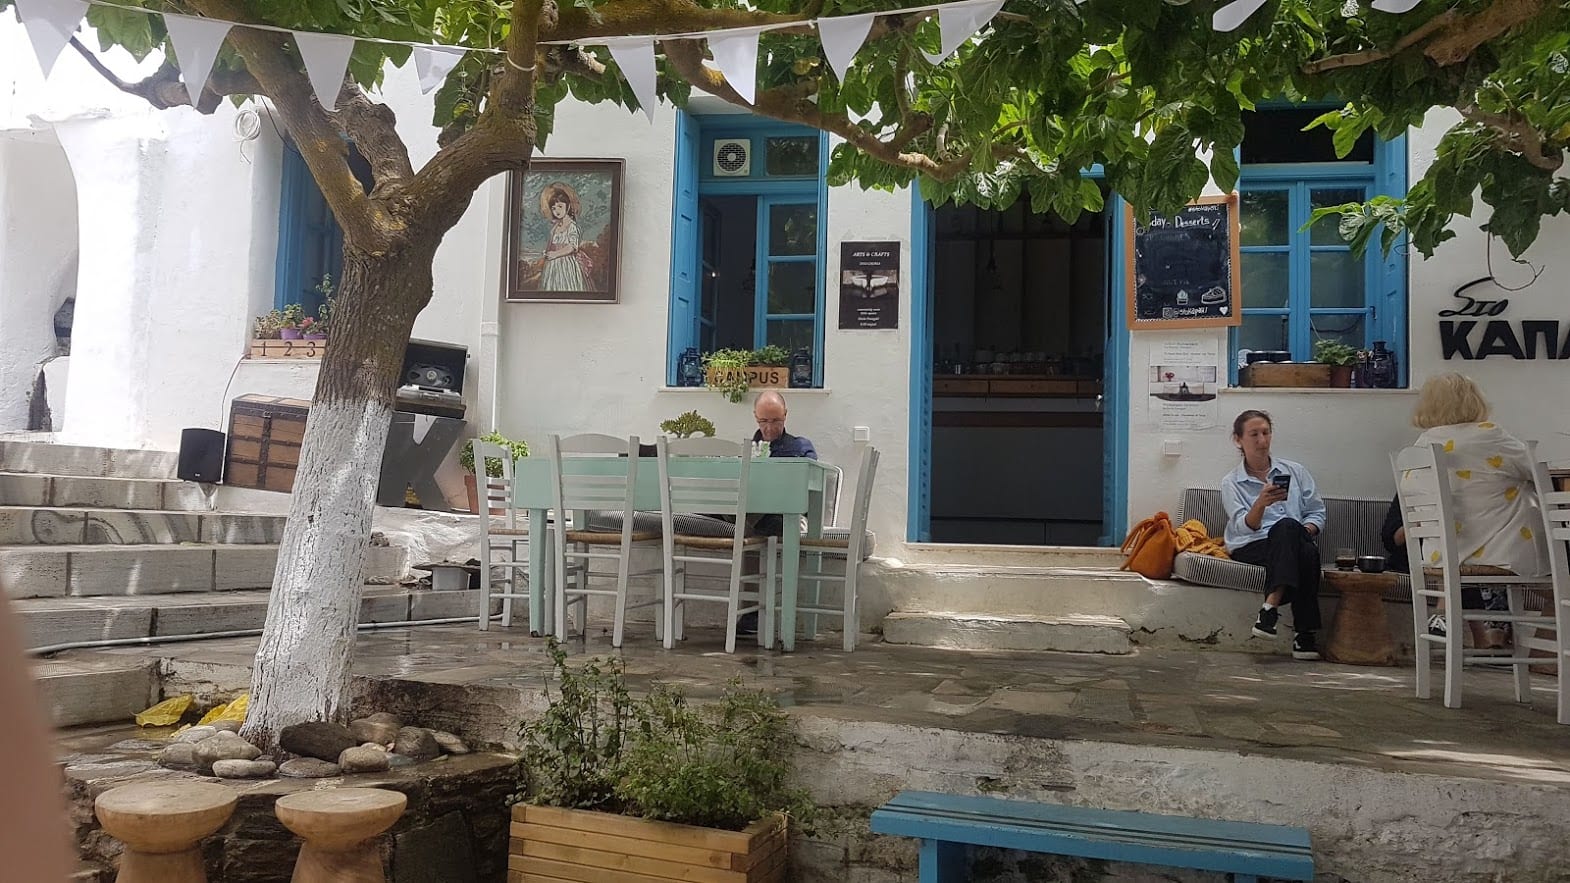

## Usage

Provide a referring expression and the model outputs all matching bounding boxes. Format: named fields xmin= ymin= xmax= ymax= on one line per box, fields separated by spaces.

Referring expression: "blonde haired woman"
xmin=1404 ymin=372 xmax=1548 ymax=638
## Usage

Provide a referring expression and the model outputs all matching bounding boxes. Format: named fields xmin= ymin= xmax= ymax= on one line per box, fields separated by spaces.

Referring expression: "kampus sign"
xmin=1438 ymin=277 xmax=1570 ymax=361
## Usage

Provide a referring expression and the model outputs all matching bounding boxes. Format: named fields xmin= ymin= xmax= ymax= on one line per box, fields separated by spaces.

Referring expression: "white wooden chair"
xmin=774 ymin=446 xmax=878 ymax=651
xmin=656 ymin=436 xmax=775 ymax=653
xmin=474 ymin=440 xmax=531 ymax=632
xmin=547 ymin=434 xmax=663 ymax=647
xmin=1526 ymin=456 xmax=1570 ymax=724
xmin=1392 ymin=442 xmax=1554 ymax=709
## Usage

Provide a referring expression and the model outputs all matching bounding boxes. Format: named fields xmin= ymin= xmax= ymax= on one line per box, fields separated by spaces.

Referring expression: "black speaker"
xmin=178 ymin=428 xmax=226 ymax=484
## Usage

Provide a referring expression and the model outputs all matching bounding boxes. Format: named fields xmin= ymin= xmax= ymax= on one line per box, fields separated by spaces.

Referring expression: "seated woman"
xmin=1221 ymin=410 xmax=1327 ymax=661
xmin=1402 ymin=372 xmax=1548 ymax=639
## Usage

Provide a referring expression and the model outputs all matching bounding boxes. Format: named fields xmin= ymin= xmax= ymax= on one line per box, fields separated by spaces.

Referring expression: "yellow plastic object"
xmin=134 ymin=695 xmax=193 ymax=727
xmin=197 ymin=693 xmax=249 ymax=726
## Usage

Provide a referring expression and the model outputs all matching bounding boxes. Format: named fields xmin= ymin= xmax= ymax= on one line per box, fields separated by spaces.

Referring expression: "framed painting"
xmin=505 ymin=159 xmax=624 ymax=303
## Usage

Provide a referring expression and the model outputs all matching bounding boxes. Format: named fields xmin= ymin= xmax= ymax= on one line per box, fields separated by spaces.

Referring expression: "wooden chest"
xmin=225 ymin=394 xmax=311 ymax=492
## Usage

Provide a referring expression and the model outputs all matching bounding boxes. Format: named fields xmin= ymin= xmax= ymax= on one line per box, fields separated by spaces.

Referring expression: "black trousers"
xmin=1232 ymin=518 xmax=1323 ymax=632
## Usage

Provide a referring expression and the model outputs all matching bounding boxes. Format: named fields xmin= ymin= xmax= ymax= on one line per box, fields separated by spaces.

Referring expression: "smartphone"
xmin=1271 ymin=474 xmax=1292 ymax=491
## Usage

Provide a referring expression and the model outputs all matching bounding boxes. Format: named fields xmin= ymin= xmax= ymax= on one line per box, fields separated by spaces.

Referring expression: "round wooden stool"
xmin=95 ymin=781 xmax=237 ymax=883
xmin=275 ymin=788 xmax=407 ymax=883
xmin=1323 ymin=569 xmax=1399 ymax=666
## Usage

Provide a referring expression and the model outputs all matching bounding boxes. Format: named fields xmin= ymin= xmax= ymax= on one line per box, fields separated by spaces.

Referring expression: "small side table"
xmin=1322 ymin=569 xmax=1399 ymax=666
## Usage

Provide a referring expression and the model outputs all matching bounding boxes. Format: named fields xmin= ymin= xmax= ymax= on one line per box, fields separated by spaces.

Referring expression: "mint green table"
xmin=511 ymin=457 xmax=831 ymax=651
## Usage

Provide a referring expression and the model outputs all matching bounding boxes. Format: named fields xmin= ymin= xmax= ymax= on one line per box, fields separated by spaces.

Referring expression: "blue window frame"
xmin=668 ymin=112 xmax=828 ymax=386
xmin=274 ymin=143 xmax=342 ymax=316
xmin=1233 ymin=129 xmax=1408 ymax=383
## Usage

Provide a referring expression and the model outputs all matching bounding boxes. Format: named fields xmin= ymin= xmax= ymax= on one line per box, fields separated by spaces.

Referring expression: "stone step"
xmin=0 ymin=441 xmax=177 ymax=479
xmin=0 ymin=506 xmax=285 ymax=545
xmin=0 ymin=543 xmax=406 ymax=599
xmin=900 ymin=543 xmax=1127 ymax=569
xmin=0 ymin=472 xmax=211 ymax=511
xmin=16 ymin=586 xmax=495 ymax=652
xmin=880 ymin=611 xmax=1133 ymax=654
xmin=31 ymin=656 xmax=160 ymax=728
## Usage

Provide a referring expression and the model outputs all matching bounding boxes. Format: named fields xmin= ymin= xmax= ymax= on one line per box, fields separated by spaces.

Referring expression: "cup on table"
xmin=1335 ymin=548 xmax=1357 ymax=571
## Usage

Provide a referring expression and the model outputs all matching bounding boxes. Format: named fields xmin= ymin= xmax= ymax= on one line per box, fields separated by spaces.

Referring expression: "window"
xmin=1233 ymin=108 xmax=1407 ymax=382
xmin=667 ymin=113 xmax=828 ymax=386
xmin=274 ymin=143 xmax=342 ymax=316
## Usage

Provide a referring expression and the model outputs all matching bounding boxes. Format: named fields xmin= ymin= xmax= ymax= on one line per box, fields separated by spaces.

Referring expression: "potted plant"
xmin=308 ymin=276 xmax=335 ymax=340
xmin=278 ymin=303 xmax=307 ymax=340
xmin=253 ymin=309 xmax=284 ymax=340
xmin=1313 ymin=339 xmax=1359 ymax=388
xmin=659 ymin=410 xmax=716 ymax=439
xmin=460 ymin=431 xmax=529 ymax=514
xmin=510 ymin=643 xmax=808 ymax=881
xmin=703 ymin=347 xmax=792 ymax=403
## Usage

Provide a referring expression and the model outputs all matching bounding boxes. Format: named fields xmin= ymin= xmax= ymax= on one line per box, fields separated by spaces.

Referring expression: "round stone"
xmin=431 ymin=731 xmax=470 ymax=755
xmin=173 ymin=726 xmax=219 ymax=744
xmin=278 ymin=758 xmax=343 ymax=779
xmin=349 ymin=717 xmax=401 ymax=746
xmin=194 ymin=731 xmax=262 ymax=772
xmin=338 ymin=746 xmax=390 ymax=774
xmin=394 ymin=727 xmax=440 ymax=761
xmin=157 ymin=742 xmax=198 ymax=771
xmin=212 ymin=759 xmax=277 ymax=779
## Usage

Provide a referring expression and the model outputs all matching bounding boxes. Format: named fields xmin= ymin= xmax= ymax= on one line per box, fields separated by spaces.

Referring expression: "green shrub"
xmin=1312 ymin=339 xmax=1359 ymax=366
xmin=513 ymin=642 xmax=813 ymax=833
xmin=660 ymin=410 xmax=717 ymax=439
xmin=460 ymin=431 xmax=529 ymax=477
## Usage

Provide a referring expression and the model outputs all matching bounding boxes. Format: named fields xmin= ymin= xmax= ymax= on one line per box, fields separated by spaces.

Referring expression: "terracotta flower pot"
xmin=1329 ymin=365 xmax=1355 ymax=388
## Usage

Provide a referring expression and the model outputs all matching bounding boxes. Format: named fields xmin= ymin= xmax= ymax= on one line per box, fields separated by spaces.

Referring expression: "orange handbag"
xmin=1120 ymin=512 xmax=1179 ymax=579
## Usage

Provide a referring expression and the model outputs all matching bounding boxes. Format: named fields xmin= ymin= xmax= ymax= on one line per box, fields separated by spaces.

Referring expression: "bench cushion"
xmin=871 ymin=791 xmax=1313 ymax=881
xmin=1175 ymin=488 xmax=1414 ymax=602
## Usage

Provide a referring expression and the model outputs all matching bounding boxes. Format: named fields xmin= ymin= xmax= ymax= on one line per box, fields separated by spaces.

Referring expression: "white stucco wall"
xmin=487 ymin=100 xmax=912 ymax=547
xmin=0 ymin=134 xmax=76 ymax=431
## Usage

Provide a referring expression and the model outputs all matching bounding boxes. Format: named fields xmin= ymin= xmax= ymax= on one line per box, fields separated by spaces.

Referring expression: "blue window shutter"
xmin=275 ymin=145 xmax=343 ymax=316
xmin=274 ymin=147 xmax=307 ymax=310
xmin=667 ymin=111 xmax=702 ymax=385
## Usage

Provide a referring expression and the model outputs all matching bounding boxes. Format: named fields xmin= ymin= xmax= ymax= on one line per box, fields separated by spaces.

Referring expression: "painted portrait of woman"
xmin=507 ymin=160 xmax=624 ymax=302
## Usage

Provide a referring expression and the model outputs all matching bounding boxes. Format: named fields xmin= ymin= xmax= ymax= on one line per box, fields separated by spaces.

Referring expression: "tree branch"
xmin=67 ymin=36 xmax=259 ymax=112
xmin=403 ymin=0 xmax=546 ymax=232
xmin=1301 ymin=9 xmax=1458 ymax=74
xmin=333 ymin=90 xmax=415 ymax=197
xmin=662 ymin=40 xmax=975 ymax=181
xmin=1460 ymin=103 xmax=1564 ymax=172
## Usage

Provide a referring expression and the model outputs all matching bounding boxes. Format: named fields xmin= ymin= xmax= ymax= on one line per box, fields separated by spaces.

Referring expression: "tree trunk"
xmin=242 ymin=241 xmax=436 ymax=751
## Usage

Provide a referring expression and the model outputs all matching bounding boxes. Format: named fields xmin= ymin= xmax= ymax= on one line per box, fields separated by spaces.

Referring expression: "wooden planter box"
xmin=705 ymin=366 xmax=788 ymax=389
xmin=509 ymin=804 xmax=787 ymax=883
xmin=1239 ymin=362 xmax=1331 ymax=388
xmin=249 ymin=338 xmax=328 ymax=359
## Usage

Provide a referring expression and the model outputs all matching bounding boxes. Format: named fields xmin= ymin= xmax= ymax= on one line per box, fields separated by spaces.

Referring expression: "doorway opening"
xmin=927 ymin=200 xmax=1109 ymax=545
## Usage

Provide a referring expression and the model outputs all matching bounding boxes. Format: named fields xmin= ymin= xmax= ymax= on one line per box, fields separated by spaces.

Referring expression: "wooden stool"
xmin=275 ymin=788 xmax=407 ymax=883
xmin=1323 ymin=569 xmax=1399 ymax=666
xmin=95 ymin=781 xmax=237 ymax=883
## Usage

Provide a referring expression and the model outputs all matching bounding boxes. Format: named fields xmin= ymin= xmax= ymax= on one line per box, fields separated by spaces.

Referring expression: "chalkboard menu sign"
xmin=1125 ymin=194 xmax=1241 ymax=330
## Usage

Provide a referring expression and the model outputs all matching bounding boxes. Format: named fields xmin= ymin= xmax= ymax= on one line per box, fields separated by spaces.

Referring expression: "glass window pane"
xmin=1311 ymin=314 xmax=1365 ymax=351
xmin=1240 ymin=191 xmax=1289 ymax=246
xmin=765 ymin=137 xmax=820 ymax=176
xmin=767 ymin=262 xmax=816 ymax=314
xmin=1241 ymin=252 xmax=1289 ymax=309
xmin=766 ymin=319 xmax=813 ymax=354
xmin=769 ymin=204 xmax=817 ymax=256
xmin=1310 ymin=251 xmax=1364 ymax=309
xmin=1238 ymin=314 xmax=1289 ymax=354
xmin=1310 ymin=188 xmax=1366 ymax=245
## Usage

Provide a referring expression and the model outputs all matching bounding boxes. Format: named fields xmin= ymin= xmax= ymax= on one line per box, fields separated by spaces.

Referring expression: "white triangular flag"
xmin=1212 ymin=0 xmax=1270 ymax=31
xmin=13 ymin=0 xmax=88 ymax=78
xmin=163 ymin=16 xmax=232 ymax=106
xmin=1370 ymin=0 xmax=1422 ymax=13
xmin=708 ymin=29 xmax=760 ymax=105
xmin=818 ymin=12 xmax=876 ymax=81
xmin=922 ymin=0 xmax=1005 ymax=65
xmin=606 ymin=38 xmax=657 ymax=122
xmin=293 ymin=31 xmax=356 ymax=111
xmin=413 ymin=46 xmax=465 ymax=94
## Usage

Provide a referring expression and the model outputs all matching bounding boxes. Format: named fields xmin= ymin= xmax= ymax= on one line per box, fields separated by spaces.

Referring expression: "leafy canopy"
xmin=11 ymin=0 xmax=1568 ymax=255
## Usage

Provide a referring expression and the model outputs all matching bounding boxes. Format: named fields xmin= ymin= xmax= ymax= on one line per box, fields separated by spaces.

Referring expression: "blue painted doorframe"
xmin=907 ymin=188 xmax=1129 ymax=545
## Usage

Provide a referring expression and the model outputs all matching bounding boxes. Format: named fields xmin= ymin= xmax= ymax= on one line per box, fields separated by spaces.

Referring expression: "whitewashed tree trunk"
xmin=242 ymin=246 xmax=435 ymax=750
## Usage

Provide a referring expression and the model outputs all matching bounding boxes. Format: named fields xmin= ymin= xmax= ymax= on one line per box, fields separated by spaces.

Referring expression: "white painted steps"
xmin=0 ymin=441 xmax=178 ymax=479
xmin=0 ymin=472 xmax=211 ymax=510
xmin=15 ymin=586 xmax=496 ymax=652
xmin=881 ymin=612 xmax=1133 ymax=654
xmin=0 ymin=506 xmax=284 ymax=545
xmin=31 ymin=656 xmax=160 ymax=727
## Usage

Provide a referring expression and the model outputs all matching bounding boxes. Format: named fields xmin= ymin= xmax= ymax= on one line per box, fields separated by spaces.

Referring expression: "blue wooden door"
xmin=667 ymin=111 xmax=702 ymax=384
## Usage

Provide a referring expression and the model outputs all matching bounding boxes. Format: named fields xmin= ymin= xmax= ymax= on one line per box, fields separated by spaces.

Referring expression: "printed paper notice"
xmin=1148 ymin=339 xmax=1220 ymax=429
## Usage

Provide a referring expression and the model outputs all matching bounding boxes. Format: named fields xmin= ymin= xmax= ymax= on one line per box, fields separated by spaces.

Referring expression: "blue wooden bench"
xmin=870 ymin=791 xmax=1314 ymax=882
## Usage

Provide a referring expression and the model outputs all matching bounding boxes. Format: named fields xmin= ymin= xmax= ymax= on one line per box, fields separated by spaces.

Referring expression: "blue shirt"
xmin=1220 ymin=457 xmax=1326 ymax=551
xmin=752 ymin=429 xmax=817 ymax=460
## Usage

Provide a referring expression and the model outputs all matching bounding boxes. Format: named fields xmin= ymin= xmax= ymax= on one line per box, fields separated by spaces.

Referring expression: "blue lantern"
xmin=678 ymin=348 xmax=704 ymax=387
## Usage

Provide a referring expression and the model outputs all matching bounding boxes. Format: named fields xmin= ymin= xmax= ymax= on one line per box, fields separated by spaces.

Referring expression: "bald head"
xmin=753 ymin=391 xmax=788 ymax=442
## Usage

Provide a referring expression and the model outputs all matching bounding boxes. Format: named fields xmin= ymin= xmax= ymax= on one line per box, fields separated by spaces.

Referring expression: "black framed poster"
xmin=1125 ymin=194 xmax=1241 ymax=330
xmin=838 ymin=241 xmax=900 ymax=330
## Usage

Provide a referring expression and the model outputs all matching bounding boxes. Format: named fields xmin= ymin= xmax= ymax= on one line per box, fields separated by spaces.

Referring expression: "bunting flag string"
xmin=10 ymin=0 xmax=1413 ymax=117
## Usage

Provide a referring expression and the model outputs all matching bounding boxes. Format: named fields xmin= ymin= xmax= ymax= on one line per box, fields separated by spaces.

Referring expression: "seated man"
xmin=739 ymin=390 xmax=817 ymax=635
